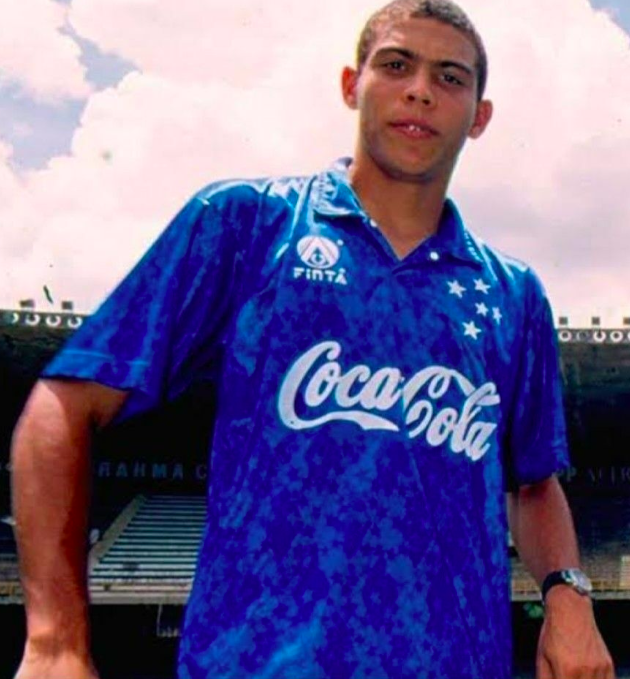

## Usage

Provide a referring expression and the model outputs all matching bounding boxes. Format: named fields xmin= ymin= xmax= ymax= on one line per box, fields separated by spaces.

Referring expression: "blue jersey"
xmin=45 ymin=159 xmax=569 ymax=679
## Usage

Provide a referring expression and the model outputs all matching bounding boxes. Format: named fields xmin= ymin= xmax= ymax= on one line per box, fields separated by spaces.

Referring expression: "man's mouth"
xmin=390 ymin=120 xmax=439 ymax=139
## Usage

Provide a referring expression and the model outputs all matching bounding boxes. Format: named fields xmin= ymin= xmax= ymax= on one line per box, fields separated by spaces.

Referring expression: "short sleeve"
xmin=504 ymin=272 xmax=570 ymax=488
xmin=43 ymin=184 xmax=247 ymax=419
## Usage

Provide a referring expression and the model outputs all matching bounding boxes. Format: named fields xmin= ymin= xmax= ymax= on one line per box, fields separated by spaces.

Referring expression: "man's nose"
xmin=404 ymin=70 xmax=435 ymax=107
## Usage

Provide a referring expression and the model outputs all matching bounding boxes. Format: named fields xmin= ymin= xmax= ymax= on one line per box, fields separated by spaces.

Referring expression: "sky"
xmin=1 ymin=0 xmax=629 ymax=326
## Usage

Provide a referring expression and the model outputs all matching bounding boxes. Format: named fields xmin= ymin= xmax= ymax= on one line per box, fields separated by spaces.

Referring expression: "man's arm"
xmin=11 ymin=379 xmax=127 ymax=679
xmin=507 ymin=475 xmax=615 ymax=679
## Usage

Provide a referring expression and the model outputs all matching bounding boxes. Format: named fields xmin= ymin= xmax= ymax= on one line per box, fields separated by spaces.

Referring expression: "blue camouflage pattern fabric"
xmin=44 ymin=158 xmax=569 ymax=678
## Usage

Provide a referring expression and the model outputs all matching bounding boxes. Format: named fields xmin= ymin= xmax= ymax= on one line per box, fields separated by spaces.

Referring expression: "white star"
xmin=493 ymin=307 xmax=503 ymax=324
xmin=475 ymin=303 xmax=489 ymax=317
xmin=448 ymin=280 xmax=467 ymax=298
xmin=463 ymin=321 xmax=482 ymax=340
xmin=474 ymin=279 xmax=491 ymax=295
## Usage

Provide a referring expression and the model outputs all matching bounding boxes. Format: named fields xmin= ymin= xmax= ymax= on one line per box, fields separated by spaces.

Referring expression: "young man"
xmin=11 ymin=1 xmax=614 ymax=678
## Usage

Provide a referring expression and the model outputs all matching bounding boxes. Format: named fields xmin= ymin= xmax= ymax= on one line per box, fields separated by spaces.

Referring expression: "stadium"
xmin=1 ymin=303 xmax=629 ymax=678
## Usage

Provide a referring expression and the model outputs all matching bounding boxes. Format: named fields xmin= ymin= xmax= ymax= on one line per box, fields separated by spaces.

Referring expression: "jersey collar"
xmin=312 ymin=158 xmax=484 ymax=268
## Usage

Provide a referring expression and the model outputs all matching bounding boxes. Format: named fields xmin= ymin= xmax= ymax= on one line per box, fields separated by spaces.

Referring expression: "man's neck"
xmin=348 ymin=160 xmax=450 ymax=259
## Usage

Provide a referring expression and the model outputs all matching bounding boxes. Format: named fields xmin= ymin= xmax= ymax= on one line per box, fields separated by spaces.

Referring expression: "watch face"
xmin=565 ymin=569 xmax=593 ymax=595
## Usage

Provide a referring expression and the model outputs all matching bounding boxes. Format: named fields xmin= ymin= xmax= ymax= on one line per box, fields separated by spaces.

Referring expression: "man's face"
xmin=342 ymin=17 xmax=492 ymax=184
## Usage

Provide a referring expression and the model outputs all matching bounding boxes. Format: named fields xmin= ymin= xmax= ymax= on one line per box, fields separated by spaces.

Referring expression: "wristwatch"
xmin=541 ymin=569 xmax=593 ymax=603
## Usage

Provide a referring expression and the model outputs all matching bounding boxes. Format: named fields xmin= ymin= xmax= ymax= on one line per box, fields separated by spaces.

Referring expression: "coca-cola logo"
xmin=278 ymin=341 xmax=501 ymax=462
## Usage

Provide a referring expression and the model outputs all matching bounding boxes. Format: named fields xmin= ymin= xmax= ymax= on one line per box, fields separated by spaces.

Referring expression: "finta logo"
xmin=293 ymin=236 xmax=348 ymax=286
xmin=298 ymin=236 xmax=339 ymax=269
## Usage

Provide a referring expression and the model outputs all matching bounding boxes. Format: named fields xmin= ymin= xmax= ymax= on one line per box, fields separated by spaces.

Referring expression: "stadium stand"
xmin=89 ymin=495 xmax=205 ymax=604
xmin=512 ymin=496 xmax=630 ymax=600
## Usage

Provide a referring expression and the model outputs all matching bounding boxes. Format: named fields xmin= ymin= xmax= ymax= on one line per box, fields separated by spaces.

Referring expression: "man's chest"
xmin=219 ymin=220 xmax=522 ymax=457
xmin=233 ymin=217 xmax=518 ymax=369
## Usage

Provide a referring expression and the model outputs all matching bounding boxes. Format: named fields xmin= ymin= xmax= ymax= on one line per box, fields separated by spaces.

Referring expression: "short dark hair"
xmin=356 ymin=0 xmax=488 ymax=100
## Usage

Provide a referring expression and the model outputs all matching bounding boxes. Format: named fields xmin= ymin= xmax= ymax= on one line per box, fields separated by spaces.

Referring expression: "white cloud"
xmin=0 ymin=140 xmax=41 ymax=301
xmin=1 ymin=0 xmax=629 ymax=327
xmin=0 ymin=0 xmax=91 ymax=102
xmin=69 ymin=0 xmax=376 ymax=86
xmin=454 ymin=0 xmax=630 ymax=324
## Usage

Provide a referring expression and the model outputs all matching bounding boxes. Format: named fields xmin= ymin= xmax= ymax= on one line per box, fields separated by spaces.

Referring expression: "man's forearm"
xmin=11 ymin=381 xmax=96 ymax=654
xmin=507 ymin=475 xmax=580 ymax=586
xmin=509 ymin=476 xmax=615 ymax=677
xmin=12 ymin=380 xmax=126 ymax=658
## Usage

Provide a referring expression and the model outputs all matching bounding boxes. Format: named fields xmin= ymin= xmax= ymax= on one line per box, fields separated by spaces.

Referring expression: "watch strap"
xmin=541 ymin=569 xmax=592 ymax=602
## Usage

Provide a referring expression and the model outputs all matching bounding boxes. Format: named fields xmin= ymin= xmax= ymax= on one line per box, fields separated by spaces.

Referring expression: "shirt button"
xmin=429 ymin=251 xmax=440 ymax=262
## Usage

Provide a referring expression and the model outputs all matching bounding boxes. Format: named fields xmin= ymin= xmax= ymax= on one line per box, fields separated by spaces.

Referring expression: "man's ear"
xmin=341 ymin=66 xmax=359 ymax=110
xmin=468 ymin=99 xmax=493 ymax=139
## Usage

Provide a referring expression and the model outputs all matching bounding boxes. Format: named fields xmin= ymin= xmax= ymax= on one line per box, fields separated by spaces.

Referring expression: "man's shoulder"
xmin=465 ymin=228 xmax=526 ymax=274
xmin=177 ymin=173 xmax=319 ymax=264
xmin=191 ymin=174 xmax=314 ymax=212
xmin=466 ymin=229 xmax=550 ymax=307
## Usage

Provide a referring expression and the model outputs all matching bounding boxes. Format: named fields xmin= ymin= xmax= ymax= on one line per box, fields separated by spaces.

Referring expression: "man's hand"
xmin=536 ymin=587 xmax=615 ymax=679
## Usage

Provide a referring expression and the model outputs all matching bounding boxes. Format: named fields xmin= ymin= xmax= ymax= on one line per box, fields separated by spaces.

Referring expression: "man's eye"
xmin=384 ymin=60 xmax=407 ymax=72
xmin=442 ymin=73 xmax=464 ymax=86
